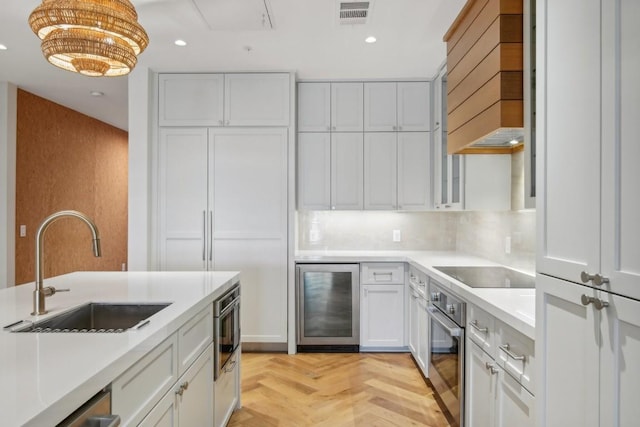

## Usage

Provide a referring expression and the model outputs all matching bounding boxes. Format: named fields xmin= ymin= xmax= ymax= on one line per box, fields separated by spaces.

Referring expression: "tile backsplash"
xmin=297 ymin=209 xmax=535 ymax=272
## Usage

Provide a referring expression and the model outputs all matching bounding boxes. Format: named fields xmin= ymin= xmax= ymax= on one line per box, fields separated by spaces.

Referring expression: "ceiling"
xmin=0 ymin=0 xmax=465 ymax=131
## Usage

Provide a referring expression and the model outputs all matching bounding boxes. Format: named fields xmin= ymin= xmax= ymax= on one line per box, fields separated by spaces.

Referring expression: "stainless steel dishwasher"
xmin=296 ymin=263 xmax=360 ymax=352
xmin=57 ymin=389 xmax=120 ymax=427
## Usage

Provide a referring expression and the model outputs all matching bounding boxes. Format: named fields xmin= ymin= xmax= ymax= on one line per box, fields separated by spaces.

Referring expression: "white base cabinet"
xmin=114 ymin=303 xmax=240 ymax=427
xmin=360 ymin=263 xmax=406 ymax=350
xmin=465 ymin=303 xmax=535 ymax=427
xmin=139 ymin=343 xmax=214 ymax=427
xmin=536 ymin=274 xmax=640 ymax=427
xmin=467 ymin=341 xmax=535 ymax=427
xmin=408 ymin=266 xmax=428 ymax=375
xmin=215 ymin=351 xmax=240 ymax=427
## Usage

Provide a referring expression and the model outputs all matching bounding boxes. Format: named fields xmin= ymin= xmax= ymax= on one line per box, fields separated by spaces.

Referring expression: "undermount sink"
xmin=11 ymin=302 xmax=172 ymax=333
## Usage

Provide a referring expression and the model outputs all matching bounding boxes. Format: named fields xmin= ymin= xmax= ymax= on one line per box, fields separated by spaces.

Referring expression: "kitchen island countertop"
xmin=0 ymin=271 xmax=239 ymax=427
xmin=296 ymin=250 xmax=535 ymax=339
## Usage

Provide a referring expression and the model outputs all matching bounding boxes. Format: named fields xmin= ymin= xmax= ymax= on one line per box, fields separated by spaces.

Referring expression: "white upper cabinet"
xmin=363 ymin=132 xmax=432 ymax=211
xmin=398 ymin=132 xmax=432 ymax=210
xmin=331 ymin=83 xmax=364 ymax=132
xmin=297 ymin=83 xmax=331 ymax=131
xmin=297 ymin=133 xmax=331 ymax=210
xmin=600 ymin=0 xmax=640 ymax=300
xmin=538 ymin=0 xmax=640 ymax=299
xmin=298 ymin=82 xmax=363 ymax=132
xmin=224 ymin=73 xmax=290 ymax=126
xmin=364 ymin=82 xmax=430 ymax=132
xmin=364 ymin=133 xmax=397 ymax=210
xmin=397 ymin=82 xmax=431 ymax=131
xmin=331 ymin=133 xmax=364 ymax=210
xmin=159 ymin=74 xmax=224 ymax=127
xmin=364 ymin=83 xmax=397 ymax=131
xmin=159 ymin=73 xmax=290 ymax=127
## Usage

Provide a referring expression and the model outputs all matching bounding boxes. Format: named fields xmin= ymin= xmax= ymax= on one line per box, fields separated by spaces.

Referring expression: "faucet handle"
xmin=42 ymin=286 xmax=70 ymax=297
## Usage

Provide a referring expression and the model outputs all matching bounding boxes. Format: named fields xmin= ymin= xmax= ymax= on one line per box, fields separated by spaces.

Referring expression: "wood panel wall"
xmin=444 ymin=0 xmax=523 ymax=154
xmin=15 ymin=90 xmax=128 ymax=285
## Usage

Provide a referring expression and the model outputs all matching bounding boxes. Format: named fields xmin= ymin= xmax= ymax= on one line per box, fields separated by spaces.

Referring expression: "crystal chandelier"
xmin=28 ymin=0 xmax=149 ymax=77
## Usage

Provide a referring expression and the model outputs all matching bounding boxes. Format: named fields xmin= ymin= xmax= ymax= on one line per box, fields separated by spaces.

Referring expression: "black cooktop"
xmin=433 ymin=266 xmax=536 ymax=289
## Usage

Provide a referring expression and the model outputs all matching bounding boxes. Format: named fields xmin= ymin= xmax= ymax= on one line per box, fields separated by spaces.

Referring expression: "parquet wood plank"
xmin=228 ymin=353 xmax=452 ymax=427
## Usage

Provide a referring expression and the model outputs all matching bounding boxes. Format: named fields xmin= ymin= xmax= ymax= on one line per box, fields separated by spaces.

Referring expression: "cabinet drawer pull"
xmin=470 ymin=320 xmax=488 ymax=333
xmin=373 ymin=272 xmax=393 ymax=281
xmin=499 ymin=344 xmax=525 ymax=361
xmin=224 ymin=360 xmax=237 ymax=373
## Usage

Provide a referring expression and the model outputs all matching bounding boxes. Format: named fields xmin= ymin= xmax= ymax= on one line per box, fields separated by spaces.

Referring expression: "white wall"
xmin=0 ymin=82 xmax=17 ymax=288
xmin=127 ymin=67 xmax=154 ymax=270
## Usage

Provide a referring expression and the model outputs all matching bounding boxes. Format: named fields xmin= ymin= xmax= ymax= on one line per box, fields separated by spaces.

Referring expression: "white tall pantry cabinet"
xmin=156 ymin=73 xmax=292 ymax=345
xmin=536 ymin=1 xmax=640 ymax=426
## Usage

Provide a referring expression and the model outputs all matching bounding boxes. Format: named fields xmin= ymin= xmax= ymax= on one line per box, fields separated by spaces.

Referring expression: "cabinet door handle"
xmin=580 ymin=271 xmax=610 ymax=286
xmin=498 ymin=344 xmax=525 ymax=361
xmin=485 ymin=362 xmax=499 ymax=375
xmin=209 ymin=211 xmax=213 ymax=262
xmin=202 ymin=210 xmax=206 ymax=261
xmin=470 ymin=320 xmax=488 ymax=333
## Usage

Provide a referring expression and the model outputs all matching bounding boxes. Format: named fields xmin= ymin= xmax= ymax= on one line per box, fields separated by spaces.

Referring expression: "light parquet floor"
xmin=228 ymin=352 xmax=452 ymax=427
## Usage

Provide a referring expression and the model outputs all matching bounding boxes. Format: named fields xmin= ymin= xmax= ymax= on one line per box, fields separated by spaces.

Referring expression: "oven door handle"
xmin=428 ymin=305 xmax=463 ymax=337
xmin=219 ymin=296 xmax=240 ymax=318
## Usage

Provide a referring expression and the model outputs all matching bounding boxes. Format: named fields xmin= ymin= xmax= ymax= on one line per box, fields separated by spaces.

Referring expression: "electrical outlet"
xmin=121 ymin=263 xmax=127 ymax=271
xmin=19 ymin=225 xmax=26 ymax=237
xmin=310 ymin=229 xmax=320 ymax=242
xmin=393 ymin=229 xmax=401 ymax=242
xmin=505 ymin=236 xmax=511 ymax=254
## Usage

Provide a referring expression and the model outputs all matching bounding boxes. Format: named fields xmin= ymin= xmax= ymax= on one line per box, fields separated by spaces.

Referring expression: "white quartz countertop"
xmin=0 ymin=271 xmax=240 ymax=427
xmin=296 ymin=250 xmax=535 ymax=339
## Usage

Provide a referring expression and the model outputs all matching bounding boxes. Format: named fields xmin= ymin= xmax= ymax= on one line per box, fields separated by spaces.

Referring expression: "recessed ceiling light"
xmin=509 ymin=138 xmax=519 ymax=145
xmin=0 ymin=44 xmax=7 ymax=50
xmin=174 ymin=39 xmax=187 ymax=47
xmin=365 ymin=36 xmax=377 ymax=44
xmin=90 ymin=91 xmax=104 ymax=97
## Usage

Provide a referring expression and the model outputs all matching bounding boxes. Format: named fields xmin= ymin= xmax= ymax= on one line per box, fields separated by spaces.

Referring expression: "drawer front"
xmin=178 ymin=303 xmax=214 ymax=376
xmin=496 ymin=319 xmax=536 ymax=395
xmin=408 ymin=266 xmax=428 ymax=297
xmin=214 ymin=350 xmax=240 ymax=427
xmin=112 ymin=333 xmax=179 ymax=426
xmin=467 ymin=304 xmax=496 ymax=358
xmin=361 ymin=262 xmax=405 ymax=285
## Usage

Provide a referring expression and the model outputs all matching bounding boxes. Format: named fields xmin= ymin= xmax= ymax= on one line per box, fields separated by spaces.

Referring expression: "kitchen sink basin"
xmin=11 ymin=302 xmax=172 ymax=333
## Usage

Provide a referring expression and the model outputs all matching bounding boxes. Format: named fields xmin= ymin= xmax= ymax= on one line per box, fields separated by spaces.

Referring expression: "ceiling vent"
xmin=337 ymin=1 xmax=373 ymax=25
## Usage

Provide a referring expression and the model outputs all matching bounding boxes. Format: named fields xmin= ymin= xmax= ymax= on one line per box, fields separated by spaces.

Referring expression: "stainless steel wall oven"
xmin=428 ymin=279 xmax=466 ymax=427
xmin=214 ymin=284 xmax=240 ymax=380
xmin=296 ymin=263 xmax=360 ymax=352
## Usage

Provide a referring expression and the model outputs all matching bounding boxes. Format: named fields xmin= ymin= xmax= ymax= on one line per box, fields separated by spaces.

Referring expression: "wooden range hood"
xmin=444 ymin=0 xmax=523 ymax=154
